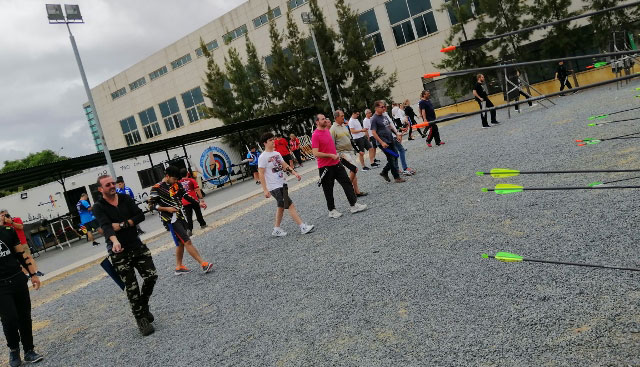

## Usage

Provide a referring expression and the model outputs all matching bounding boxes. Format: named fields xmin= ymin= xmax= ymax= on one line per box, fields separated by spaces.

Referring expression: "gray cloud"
xmin=0 ymin=0 xmax=245 ymax=168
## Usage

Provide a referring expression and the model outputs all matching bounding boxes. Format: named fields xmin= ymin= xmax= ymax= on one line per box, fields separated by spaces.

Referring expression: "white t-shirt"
xmin=362 ymin=117 xmax=372 ymax=137
xmin=257 ymin=151 xmax=286 ymax=191
xmin=391 ymin=106 xmax=400 ymax=120
xmin=348 ymin=117 xmax=365 ymax=139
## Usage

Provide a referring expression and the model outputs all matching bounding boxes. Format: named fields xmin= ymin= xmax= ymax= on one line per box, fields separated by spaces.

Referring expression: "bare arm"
xmin=371 ymin=130 xmax=388 ymax=148
xmin=472 ymin=90 xmax=482 ymax=101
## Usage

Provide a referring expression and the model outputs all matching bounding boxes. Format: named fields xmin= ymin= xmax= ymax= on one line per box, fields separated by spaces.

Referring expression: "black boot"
xmin=136 ymin=317 xmax=155 ymax=336
xmin=9 ymin=349 xmax=21 ymax=367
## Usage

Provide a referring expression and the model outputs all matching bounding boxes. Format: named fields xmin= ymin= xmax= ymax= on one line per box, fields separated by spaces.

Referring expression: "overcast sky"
xmin=0 ymin=0 xmax=245 ymax=168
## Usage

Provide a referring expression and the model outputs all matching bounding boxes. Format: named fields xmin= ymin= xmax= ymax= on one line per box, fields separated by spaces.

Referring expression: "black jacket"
xmin=93 ymin=194 xmax=145 ymax=253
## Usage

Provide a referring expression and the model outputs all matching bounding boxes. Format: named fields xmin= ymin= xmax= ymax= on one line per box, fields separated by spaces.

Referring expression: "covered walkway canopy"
xmin=0 ymin=107 xmax=314 ymax=191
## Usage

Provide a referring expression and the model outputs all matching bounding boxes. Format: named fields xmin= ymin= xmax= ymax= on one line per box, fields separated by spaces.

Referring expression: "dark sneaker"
xmin=23 ymin=350 xmax=43 ymax=363
xmin=202 ymin=262 xmax=214 ymax=274
xmin=136 ymin=317 xmax=155 ymax=336
xmin=408 ymin=137 xmax=415 ymax=140
xmin=174 ymin=266 xmax=192 ymax=276
xmin=374 ymin=159 xmax=381 ymax=163
xmin=200 ymin=224 xmax=207 ymax=229
xmin=145 ymin=306 xmax=155 ymax=323
xmin=362 ymin=166 xmax=370 ymax=171
xmin=92 ymin=241 xmax=99 ymax=246
xmin=492 ymin=121 xmax=501 ymax=124
xmin=371 ymin=162 xmax=380 ymax=168
xmin=394 ymin=178 xmax=407 ymax=183
xmin=356 ymin=192 xmax=368 ymax=197
xmin=380 ymin=172 xmax=391 ymax=182
xmin=137 ymin=229 xmax=145 ymax=235
xmin=35 ymin=271 xmax=45 ymax=277
xmin=9 ymin=350 xmax=21 ymax=367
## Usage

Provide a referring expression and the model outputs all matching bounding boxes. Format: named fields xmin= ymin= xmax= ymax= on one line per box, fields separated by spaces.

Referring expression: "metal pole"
xmin=66 ymin=23 xmax=117 ymax=179
xmin=309 ymin=28 xmax=335 ymax=113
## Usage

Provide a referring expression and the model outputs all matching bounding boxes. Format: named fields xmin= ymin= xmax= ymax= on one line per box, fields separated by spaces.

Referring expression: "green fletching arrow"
xmin=587 ymin=175 xmax=640 ymax=187
xmin=482 ymin=252 xmax=640 ymax=271
xmin=587 ymin=106 xmax=640 ymax=120
xmin=489 ymin=168 xmax=520 ymax=178
xmin=587 ymin=181 xmax=603 ymax=187
xmin=594 ymin=61 xmax=608 ymax=68
xmin=482 ymin=183 xmax=640 ymax=194
xmin=477 ymin=167 xmax=640 ymax=177
xmin=587 ymin=123 xmax=597 ymax=126
xmin=588 ymin=114 xmax=608 ymax=120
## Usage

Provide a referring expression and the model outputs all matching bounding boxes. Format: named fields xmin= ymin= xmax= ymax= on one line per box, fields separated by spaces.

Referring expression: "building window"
xmin=253 ymin=7 xmax=282 ymax=28
xmin=129 ymin=77 xmax=147 ymax=91
xmin=158 ymin=97 xmax=184 ymax=131
xmin=120 ymin=116 xmax=141 ymax=146
xmin=149 ymin=66 xmax=168 ymax=81
xmin=223 ymin=24 xmax=248 ymax=44
xmin=181 ymin=87 xmax=206 ymax=123
xmin=171 ymin=53 xmax=192 ymax=70
xmin=445 ymin=0 xmax=480 ymax=25
xmin=385 ymin=0 xmax=438 ymax=46
xmin=138 ymin=107 xmax=162 ymax=139
xmin=359 ymin=9 xmax=385 ymax=55
xmin=110 ymin=87 xmax=126 ymax=100
xmin=288 ymin=0 xmax=308 ymax=9
xmin=195 ymin=40 xmax=219 ymax=57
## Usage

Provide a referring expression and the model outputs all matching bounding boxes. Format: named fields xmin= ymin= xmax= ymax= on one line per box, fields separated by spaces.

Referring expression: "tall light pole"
xmin=301 ymin=12 xmax=335 ymax=113
xmin=46 ymin=4 xmax=116 ymax=179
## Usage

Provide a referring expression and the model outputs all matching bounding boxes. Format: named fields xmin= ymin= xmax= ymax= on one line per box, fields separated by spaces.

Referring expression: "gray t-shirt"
xmin=370 ymin=113 xmax=394 ymax=144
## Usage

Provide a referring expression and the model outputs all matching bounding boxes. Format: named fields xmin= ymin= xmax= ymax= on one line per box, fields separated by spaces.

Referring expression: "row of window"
xmin=253 ymin=7 xmax=282 ymax=29
xmin=110 ymin=87 xmax=126 ymax=100
xmin=195 ymin=40 xmax=219 ymax=57
xmin=171 ymin=53 xmax=192 ymax=70
xmin=119 ymin=87 xmax=206 ymax=146
xmin=129 ymin=77 xmax=146 ymax=91
xmin=223 ymin=24 xmax=248 ymax=44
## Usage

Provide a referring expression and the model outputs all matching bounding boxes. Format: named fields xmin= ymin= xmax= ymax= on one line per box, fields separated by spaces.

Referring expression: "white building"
xmin=87 ymin=0 xmax=470 ymax=151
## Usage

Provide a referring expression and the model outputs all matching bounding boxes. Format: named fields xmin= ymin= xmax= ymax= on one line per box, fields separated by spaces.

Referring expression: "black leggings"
xmin=292 ymin=149 xmax=303 ymax=165
xmin=514 ymin=90 xmax=533 ymax=111
xmin=476 ymin=98 xmax=497 ymax=126
xmin=318 ymin=164 xmax=357 ymax=211
xmin=0 ymin=273 xmax=34 ymax=352
xmin=184 ymin=204 xmax=206 ymax=231
xmin=559 ymin=77 xmax=572 ymax=91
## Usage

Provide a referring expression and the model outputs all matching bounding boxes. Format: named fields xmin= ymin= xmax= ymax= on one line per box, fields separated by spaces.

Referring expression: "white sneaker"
xmin=271 ymin=227 xmax=287 ymax=237
xmin=401 ymin=170 xmax=412 ymax=176
xmin=300 ymin=223 xmax=315 ymax=234
xmin=328 ymin=209 xmax=343 ymax=218
xmin=531 ymin=103 xmax=538 ymax=107
xmin=350 ymin=203 xmax=367 ymax=214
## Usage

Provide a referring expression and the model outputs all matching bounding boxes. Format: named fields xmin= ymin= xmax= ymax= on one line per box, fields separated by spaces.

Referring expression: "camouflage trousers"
xmin=110 ymin=245 xmax=157 ymax=320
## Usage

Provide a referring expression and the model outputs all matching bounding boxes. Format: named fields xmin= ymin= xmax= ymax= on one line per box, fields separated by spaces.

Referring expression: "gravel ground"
xmin=17 ymin=79 xmax=640 ymax=367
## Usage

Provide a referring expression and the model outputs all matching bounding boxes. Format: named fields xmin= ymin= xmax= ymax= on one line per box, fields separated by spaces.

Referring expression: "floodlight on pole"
xmin=301 ymin=12 xmax=335 ymax=113
xmin=46 ymin=4 xmax=116 ymax=179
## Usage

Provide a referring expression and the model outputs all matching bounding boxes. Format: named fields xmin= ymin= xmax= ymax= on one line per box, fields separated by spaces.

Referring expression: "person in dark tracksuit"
xmin=0 ymin=215 xmax=44 ymax=367
xmin=473 ymin=74 xmax=501 ymax=128
xmin=555 ymin=61 xmax=573 ymax=94
xmin=93 ymin=175 xmax=157 ymax=337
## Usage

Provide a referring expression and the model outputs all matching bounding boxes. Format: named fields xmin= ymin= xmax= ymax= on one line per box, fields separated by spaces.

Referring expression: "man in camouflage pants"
xmin=93 ymin=175 xmax=157 ymax=336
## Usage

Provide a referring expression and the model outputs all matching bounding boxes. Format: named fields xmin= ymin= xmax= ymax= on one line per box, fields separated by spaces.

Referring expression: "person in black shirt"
xmin=0 ymin=224 xmax=44 ymax=366
xmin=93 ymin=175 xmax=157 ymax=337
xmin=555 ymin=61 xmax=573 ymax=94
xmin=417 ymin=90 xmax=444 ymax=147
xmin=473 ymin=74 xmax=500 ymax=128
xmin=403 ymin=99 xmax=422 ymax=140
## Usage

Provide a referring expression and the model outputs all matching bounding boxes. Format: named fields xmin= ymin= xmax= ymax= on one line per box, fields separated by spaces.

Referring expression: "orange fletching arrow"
xmin=412 ymin=122 xmax=430 ymax=129
xmin=440 ymin=45 xmax=457 ymax=52
xmin=423 ymin=72 xmax=441 ymax=78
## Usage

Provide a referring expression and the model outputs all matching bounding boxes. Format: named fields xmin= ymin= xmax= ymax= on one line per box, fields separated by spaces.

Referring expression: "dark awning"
xmin=0 ymin=107 xmax=314 ymax=190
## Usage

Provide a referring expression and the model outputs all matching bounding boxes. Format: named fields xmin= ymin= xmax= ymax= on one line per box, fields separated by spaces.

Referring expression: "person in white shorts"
xmin=258 ymin=132 xmax=315 ymax=237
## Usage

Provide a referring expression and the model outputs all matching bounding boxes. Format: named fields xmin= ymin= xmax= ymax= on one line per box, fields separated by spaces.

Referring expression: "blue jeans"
xmin=396 ymin=140 xmax=408 ymax=171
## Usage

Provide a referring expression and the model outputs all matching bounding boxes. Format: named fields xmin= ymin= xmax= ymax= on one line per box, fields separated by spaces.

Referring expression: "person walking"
xmin=93 ymin=175 xmax=158 ymax=337
xmin=347 ymin=111 xmax=372 ymax=171
xmin=370 ymin=100 xmax=406 ymax=183
xmin=0 ymin=215 xmax=43 ymax=366
xmin=76 ymin=193 xmax=100 ymax=246
xmin=404 ymin=99 xmax=423 ymax=140
xmin=274 ymin=134 xmax=293 ymax=169
xmin=247 ymin=146 xmax=261 ymax=185
xmin=418 ymin=90 xmax=445 ymax=146
xmin=512 ymin=70 xmax=535 ymax=113
xmin=149 ymin=166 xmax=214 ymax=276
xmin=289 ymin=134 xmax=304 ymax=168
xmin=258 ymin=132 xmax=315 ymax=237
xmin=0 ymin=210 xmax=43 ymax=277
xmin=473 ymin=74 xmax=500 ymax=128
xmin=330 ymin=110 xmax=367 ymax=197
xmin=312 ymin=114 xmax=367 ymax=218
xmin=179 ymin=168 xmax=207 ymax=236
xmin=362 ymin=109 xmax=381 ymax=168
xmin=555 ymin=61 xmax=573 ymax=94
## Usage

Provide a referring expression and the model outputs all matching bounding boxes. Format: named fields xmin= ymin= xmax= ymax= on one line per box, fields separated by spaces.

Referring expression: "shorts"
xmin=270 ymin=184 xmax=292 ymax=209
xmin=166 ymin=218 xmax=191 ymax=246
xmin=282 ymin=154 xmax=293 ymax=163
xmin=354 ymin=136 xmax=371 ymax=152
xmin=249 ymin=165 xmax=258 ymax=174
xmin=83 ymin=220 xmax=99 ymax=232
xmin=339 ymin=153 xmax=358 ymax=173
xmin=369 ymin=136 xmax=378 ymax=148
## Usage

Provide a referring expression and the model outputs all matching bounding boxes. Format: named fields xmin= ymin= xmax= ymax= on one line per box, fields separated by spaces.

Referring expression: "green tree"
xmin=475 ymin=0 xmax=532 ymax=61
xmin=266 ymin=16 xmax=299 ymax=109
xmin=584 ymin=0 xmax=638 ymax=50
xmin=0 ymin=150 xmax=68 ymax=196
xmin=334 ymin=0 xmax=396 ymax=112
xmin=200 ymin=38 xmax=236 ymax=124
xmin=244 ymin=37 xmax=272 ymax=113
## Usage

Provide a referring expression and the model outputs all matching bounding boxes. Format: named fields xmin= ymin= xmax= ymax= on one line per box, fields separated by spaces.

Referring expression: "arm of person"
xmin=312 ymin=148 xmax=339 ymax=160
xmin=280 ymin=160 xmax=301 ymax=181
xmin=14 ymin=244 xmax=40 ymax=289
xmin=472 ymin=90 xmax=482 ymax=101
xmin=258 ymin=167 xmax=270 ymax=198
xmin=370 ymin=130 xmax=388 ymax=149
xmin=420 ymin=108 xmax=428 ymax=121
xmin=149 ymin=186 xmax=178 ymax=214
xmin=7 ymin=218 xmax=23 ymax=230
xmin=124 ymin=195 xmax=145 ymax=227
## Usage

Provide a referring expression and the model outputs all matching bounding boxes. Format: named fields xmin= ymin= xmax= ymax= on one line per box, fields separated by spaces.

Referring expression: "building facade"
xmin=86 ymin=0 xmax=473 ymax=150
